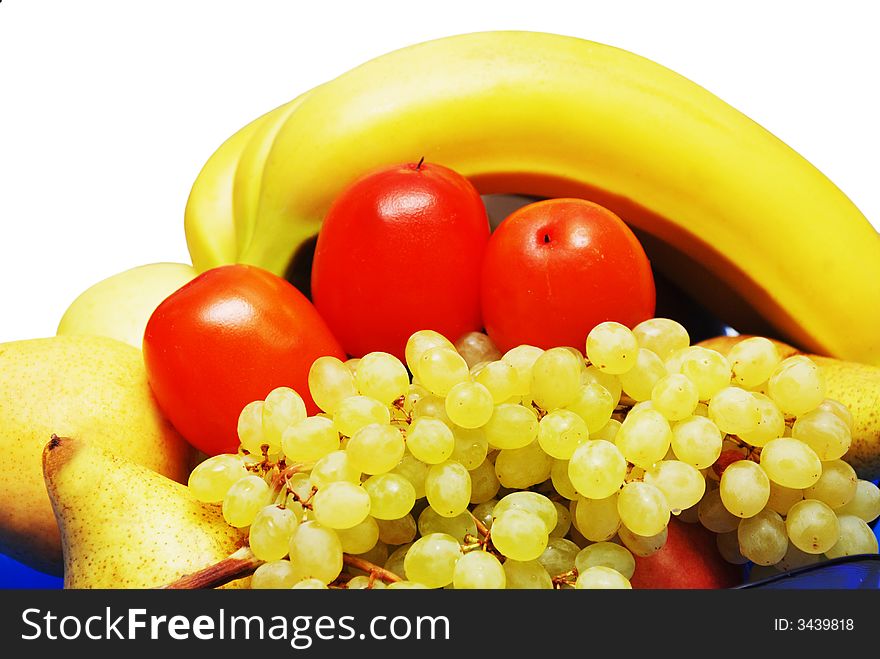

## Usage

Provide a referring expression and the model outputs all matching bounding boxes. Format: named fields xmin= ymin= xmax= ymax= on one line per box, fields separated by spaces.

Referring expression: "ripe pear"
xmin=698 ymin=335 xmax=880 ymax=479
xmin=43 ymin=436 xmax=248 ymax=588
xmin=0 ymin=335 xmax=192 ymax=574
xmin=57 ymin=262 xmax=196 ymax=348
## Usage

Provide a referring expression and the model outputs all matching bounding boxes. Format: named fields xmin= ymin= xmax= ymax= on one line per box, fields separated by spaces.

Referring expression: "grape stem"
xmin=552 ymin=568 xmax=578 ymax=588
xmin=161 ymin=547 xmax=263 ymax=589
xmin=468 ymin=510 xmax=491 ymax=540
xmin=342 ymin=554 xmax=402 ymax=583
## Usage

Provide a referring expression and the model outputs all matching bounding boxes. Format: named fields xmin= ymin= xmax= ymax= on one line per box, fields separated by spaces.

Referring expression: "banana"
xmin=185 ymin=31 xmax=880 ymax=365
xmin=699 ymin=335 xmax=880 ymax=480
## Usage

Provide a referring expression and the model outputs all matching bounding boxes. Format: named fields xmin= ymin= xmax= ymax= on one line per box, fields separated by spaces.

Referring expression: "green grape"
xmin=697 ymin=487 xmax=740 ymax=533
xmin=188 ymin=454 xmax=248 ymax=503
xmin=347 ymin=423 xmax=405 ymax=475
xmin=768 ymin=356 xmax=825 ymax=416
xmin=708 ymin=386 xmax=761 ymax=436
xmin=530 ymin=347 xmax=582 ymax=410
xmin=403 ymin=533 xmax=462 ymax=588
xmin=223 ymin=474 xmax=271 ymax=528
xmin=551 ymin=459 xmax=579 ymax=500
xmin=617 ymin=524 xmax=667 ymax=557
xmin=633 ymin=318 xmax=690 ymax=361
xmin=718 ymin=460 xmax=770 ymax=518
xmin=483 ymin=403 xmax=539 ymax=450
xmin=835 ymin=480 xmax=880 ymax=522
xmin=471 ymin=500 xmax=497 ymax=531
xmin=568 ymin=439 xmax=626 ymax=499
xmin=816 ymin=398 xmax=854 ymax=433
xmin=288 ymin=521 xmax=343 ymax=584
xmin=251 ymin=560 xmax=298 ymax=589
xmin=308 ymin=355 xmax=358 ymax=414
xmin=737 ymin=509 xmax=788 ymax=565
xmin=417 ymin=507 xmax=477 ymax=542
xmin=537 ymin=537 xmax=580 ymax=577
xmin=312 ymin=481 xmax=371 ymax=529
xmin=363 ymin=473 xmax=416 ymax=520
xmin=455 ymin=331 xmax=502 ymax=369
xmin=585 ymin=322 xmax=639 ymax=375
xmin=538 ymin=409 xmax=589 ymax=459
xmin=348 ymin=540 xmax=389 ymax=575
xmin=311 ymin=450 xmax=361 ymax=488
xmin=671 ymin=416 xmax=722 ymax=468
xmin=501 ymin=344 xmax=545 ymax=396
xmin=759 ymin=438 xmax=822 ymax=488
xmin=450 ymin=426 xmax=489 ymax=470
xmin=615 ymin=409 xmax=672 ymax=469
xmin=263 ymin=387 xmax=307 ymax=451
xmin=619 ymin=348 xmax=668 ymax=402
xmin=727 ymin=337 xmax=780 ymax=388
xmin=491 ymin=509 xmax=548 ymax=561
xmin=715 ymin=531 xmax=749 ymax=565
xmin=575 ymin=566 xmax=631 ymax=589
xmin=550 ymin=501 xmax=572 ymax=538
xmin=412 ymin=393 xmax=452 ymax=425
xmin=469 ymin=458 xmax=501 ymax=504
xmin=345 ymin=575 xmax=385 ymax=590
xmin=452 ymin=551 xmax=506 ymax=589
xmin=387 ymin=581 xmax=429 ymax=589
xmin=791 ymin=408 xmax=852 ymax=461
xmin=582 ymin=366 xmax=623 ymax=407
xmin=766 ymin=482 xmax=804 ymax=516
xmin=785 ymin=499 xmax=840 ymax=554
xmin=644 ymin=460 xmax=706 ymax=513
xmin=494 ymin=440 xmax=553 ymax=489
xmin=574 ymin=493 xmax=620 ymax=542
xmin=739 ymin=393 xmax=785 ymax=447
xmin=503 ymin=559 xmax=553 ymax=589
xmin=403 ymin=416 xmax=453 ymax=464
xmin=249 ymin=505 xmax=299 ymax=561
xmin=281 ymin=416 xmax=340 ymax=463
xmin=803 ymin=460 xmax=857 ymax=509
xmin=383 ymin=543 xmax=412 ymax=580
xmin=425 ymin=460 xmax=472 ymax=517
xmin=776 ymin=544 xmax=823 ymax=572
xmin=445 ymin=381 xmax=494 ymax=428
xmin=376 ymin=514 xmax=417 ymax=546
xmin=494 ymin=491 xmax=558 ymax=534
xmin=679 ymin=347 xmax=731 ymax=400
xmin=237 ymin=400 xmax=266 ymax=455
xmin=334 ymin=395 xmax=391 ymax=437
xmin=390 ymin=454 xmax=428 ymax=499
xmin=564 ymin=382 xmax=615 ymax=433
xmin=575 ymin=542 xmax=635 ymax=578
xmin=344 ymin=357 xmax=360 ymax=374
xmin=355 ymin=352 xmax=409 ymax=405
xmin=824 ymin=515 xmax=879 ymax=558
xmin=651 ymin=373 xmax=699 ymax=421
xmin=419 ymin=347 xmax=469 ymax=396
xmin=405 ymin=330 xmax=455 ymax=378
xmin=617 ymin=481 xmax=670 ymax=536
xmin=333 ymin=516 xmax=379 ymax=555
xmin=591 ymin=419 xmax=621 ymax=443
xmin=475 ymin=360 xmax=519 ymax=404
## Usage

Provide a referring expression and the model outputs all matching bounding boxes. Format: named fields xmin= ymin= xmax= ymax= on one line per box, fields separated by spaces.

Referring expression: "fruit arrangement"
xmin=1 ymin=31 xmax=879 ymax=590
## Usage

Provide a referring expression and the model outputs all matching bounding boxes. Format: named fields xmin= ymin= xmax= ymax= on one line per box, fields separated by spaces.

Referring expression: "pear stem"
xmin=162 ymin=546 xmax=263 ymax=589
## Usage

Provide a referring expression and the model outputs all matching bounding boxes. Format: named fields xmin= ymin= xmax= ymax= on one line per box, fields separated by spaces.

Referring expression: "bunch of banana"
xmin=184 ymin=31 xmax=880 ymax=367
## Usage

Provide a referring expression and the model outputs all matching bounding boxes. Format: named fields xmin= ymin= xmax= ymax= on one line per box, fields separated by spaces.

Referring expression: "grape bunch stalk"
xmin=181 ymin=320 xmax=880 ymax=589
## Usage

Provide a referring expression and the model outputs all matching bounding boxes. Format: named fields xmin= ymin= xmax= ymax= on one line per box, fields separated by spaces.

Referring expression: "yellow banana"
xmin=188 ymin=31 xmax=880 ymax=365
xmin=699 ymin=335 xmax=880 ymax=480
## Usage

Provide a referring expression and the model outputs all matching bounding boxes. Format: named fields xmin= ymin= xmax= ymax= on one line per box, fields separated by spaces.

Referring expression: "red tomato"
xmin=143 ymin=264 xmax=345 ymax=455
xmin=481 ymin=198 xmax=655 ymax=352
xmin=311 ymin=161 xmax=490 ymax=359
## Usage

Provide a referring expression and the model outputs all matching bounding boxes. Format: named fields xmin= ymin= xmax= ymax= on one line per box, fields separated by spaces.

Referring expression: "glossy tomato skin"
xmin=143 ymin=264 xmax=345 ymax=455
xmin=481 ymin=198 xmax=655 ymax=352
xmin=311 ymin=162 xmax=490 ymax=359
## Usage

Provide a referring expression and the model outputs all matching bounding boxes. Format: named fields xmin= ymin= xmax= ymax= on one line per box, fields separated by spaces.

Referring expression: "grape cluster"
xmin=188 ymin=320 xmax=879 ymax=589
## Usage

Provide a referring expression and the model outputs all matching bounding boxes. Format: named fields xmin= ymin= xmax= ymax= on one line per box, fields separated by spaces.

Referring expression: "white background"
xmin=1 ymin=0 xmax=878 ymax=344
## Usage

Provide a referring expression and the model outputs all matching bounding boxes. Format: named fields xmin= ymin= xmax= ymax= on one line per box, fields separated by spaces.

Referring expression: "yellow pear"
xmin=0 ymin=335 xmax=192 ymax=574
xmin=43 ymin=436 xmax=248 ymax=588
xmin=698 ymin=335 xmax=880 ymax=480
xmin=57 ymin=262 xmax=196 ymax=348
